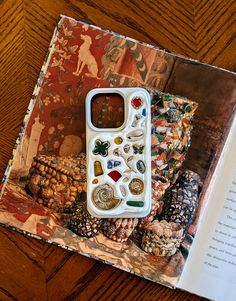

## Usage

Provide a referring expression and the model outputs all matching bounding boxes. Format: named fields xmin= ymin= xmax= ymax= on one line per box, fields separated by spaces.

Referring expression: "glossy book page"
xmin=178 ymin=116 xmax=236 ymax=300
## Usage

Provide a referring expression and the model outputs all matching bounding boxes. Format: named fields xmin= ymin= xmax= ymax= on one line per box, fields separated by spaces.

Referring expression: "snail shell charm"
xmin=92 ymin=184 xmax=121 ymax=210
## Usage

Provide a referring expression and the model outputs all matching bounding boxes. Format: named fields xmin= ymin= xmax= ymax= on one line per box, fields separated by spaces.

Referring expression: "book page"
xmin=178 ymin=116 xmax=236 ymax=301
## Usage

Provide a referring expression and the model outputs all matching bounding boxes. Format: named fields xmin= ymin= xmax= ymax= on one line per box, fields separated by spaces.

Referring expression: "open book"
xmin=0 ymin=15 xmax=235 ymax=300
xmin=179 ymin=116 xmax=236 ymax=300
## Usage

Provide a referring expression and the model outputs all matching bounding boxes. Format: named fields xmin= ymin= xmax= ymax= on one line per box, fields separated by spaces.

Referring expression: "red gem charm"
xmin=108 ymin=170 xmax=122 ymax=182
xmin=131 ymin=97 xmax=143 ymax=109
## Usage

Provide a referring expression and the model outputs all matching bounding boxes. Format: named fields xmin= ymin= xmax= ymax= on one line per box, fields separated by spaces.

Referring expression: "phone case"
xmin=86 ymin=87 xmax=151 ymax=218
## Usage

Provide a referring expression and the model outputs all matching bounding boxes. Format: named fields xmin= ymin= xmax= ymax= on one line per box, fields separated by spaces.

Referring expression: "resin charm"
xmin=94 ymin=161 xmax=103 ymax=176
xmin=128 ymin=178 xmax=144 ymax=195
xmin=131 ymin=97 xmax=143 ymax=109
xmin=108 ymin=170 xmax=122 ymax=182
xmin=93 ymin=139 xmax=110 ymax=157
xmin=133 ymin=144 xmax=144 ymax=154
xmin=92 ymin=184 xmax=121 ymax=210
xmin=136 ymin=160 xmax=145 ymax=174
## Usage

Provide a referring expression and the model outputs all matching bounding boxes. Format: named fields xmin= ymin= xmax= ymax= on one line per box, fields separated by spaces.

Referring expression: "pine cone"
xmin=68 ymin=202 xmax=102 ymax=238
xmin=102 ymin=218 xmax=138 ymax=242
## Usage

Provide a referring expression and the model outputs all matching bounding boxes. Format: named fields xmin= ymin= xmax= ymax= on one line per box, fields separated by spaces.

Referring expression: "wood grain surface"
xmin=0 ymin=1 xmax=235 ymax=300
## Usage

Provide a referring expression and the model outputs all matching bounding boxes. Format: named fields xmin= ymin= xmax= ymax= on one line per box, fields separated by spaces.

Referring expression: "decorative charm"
xmin=119 ymin=185 xmax=126 ymax=197
xmin=67 ymin=202 xmax=102 ymax=238
xmin=128 ymin=178 xmax=144 ymax=195
xmin=93 ymin=139 xmax=110 ymax=157
xmin=114 ymin=161 xmax=121 ymax=167
xmin=102 ymin=218 xmax=138 ymax=242
xmin=141 ymin=220 xmax=184 ymax=256
xmin=127 ymin=129 xmax=144 ymax=141
xmin=142 ymin=108 xmax=146 ymax=117
xmin=131 ymin=114 xmax=142 ymax=127
xmin=125 ymin=156 xmax=136 ymax=172
xmin=133 ymin=144 xmax=144 ymax=154
xmin=126 ymin=201 xmax=144 ymax=207
xmin=107 ymin=160 xmax=121 ymax=169
xmin=94 ymin=161 xmax=103 ymax=176
xmin=123 ymin=144 xmax=130 ymax=154
xmin=113 ymin=147 xmax=122 ymax=156
xmin=159 ymin=170 xmax=200 ymax=231
xmin=92 ymin=179 xmax=98 ymax=184
xmin=114 ymin=137 xmax=123 ymax=145
xmin=113 ymin=151 xmax=136 ymax=173
xmin=131 ymin=97 xmax=143 ymax=109
xmin=141 ymin=119 xmax=146 ymax=127
xmin=92 ymin=184 xmax=121 ymax=210
xmin=107 ymin=160 xmax=113 ymax=169
xmin=136 ymin=160 xmax=145 ymax=174
xmin=108 ymin=170 xmax=122 ymax=182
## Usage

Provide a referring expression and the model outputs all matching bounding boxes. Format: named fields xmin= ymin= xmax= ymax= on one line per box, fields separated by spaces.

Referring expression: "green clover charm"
xmin=93 ymin=139 xmax=110 ymax=157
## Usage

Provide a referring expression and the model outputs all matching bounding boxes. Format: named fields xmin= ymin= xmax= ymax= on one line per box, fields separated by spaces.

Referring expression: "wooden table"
xmin=0 ymin=1 xmax=235 ymax=300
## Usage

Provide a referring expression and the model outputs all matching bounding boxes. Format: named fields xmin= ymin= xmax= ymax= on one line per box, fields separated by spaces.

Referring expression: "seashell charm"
xmin=131 ymin=114 xmax=142 ymax=127
xmin=113 ymin=147 xmax=122 ymax=156
xmin=119 ymin=185 xmax=126 ymax=197
xmin=123 ymin=144 xmax=130 ymax=154
xmin=127 ymin=129 xmax=144 ymax=142
xmin=92 ymin=184 xmax=121 ymax=210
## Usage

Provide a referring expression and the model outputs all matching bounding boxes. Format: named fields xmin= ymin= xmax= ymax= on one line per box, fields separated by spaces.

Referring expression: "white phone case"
xmin=86 ymin=88 xmax=151 ymax=218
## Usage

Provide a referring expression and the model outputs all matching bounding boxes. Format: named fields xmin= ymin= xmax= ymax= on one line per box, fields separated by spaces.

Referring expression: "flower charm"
xmin=93 ymin=139 xmax=110 ymax=157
